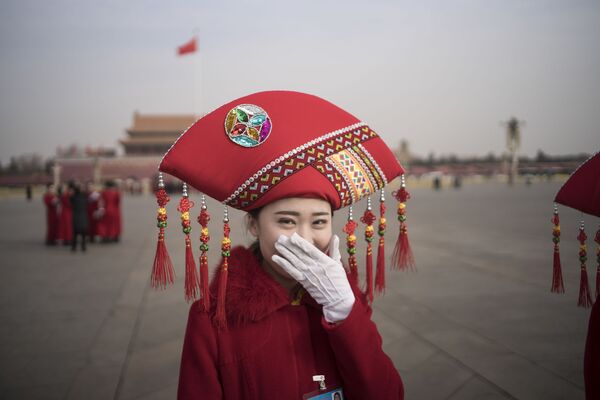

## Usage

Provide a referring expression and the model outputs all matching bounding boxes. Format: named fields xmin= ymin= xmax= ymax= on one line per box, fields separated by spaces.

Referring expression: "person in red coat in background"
xmin=153 ymin=91 xmax=410 ymax=399
xmin=100 ymin=181 xmax=122 ymax=242
xmin=58 ymin=182 xmax=73 ymax=245
xmin=43 ymin=183 xmax=60 ymax=245
xmin=86 ymin=182 xmax=101 ymax=242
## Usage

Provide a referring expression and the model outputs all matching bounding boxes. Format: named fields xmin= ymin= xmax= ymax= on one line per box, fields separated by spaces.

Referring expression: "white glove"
xmin=272 ymin=233 xmax=355 ymax=323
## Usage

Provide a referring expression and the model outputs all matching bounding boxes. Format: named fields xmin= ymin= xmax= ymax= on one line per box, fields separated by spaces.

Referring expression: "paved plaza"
xmin=0 ymin=180 xmax=595 ymax=399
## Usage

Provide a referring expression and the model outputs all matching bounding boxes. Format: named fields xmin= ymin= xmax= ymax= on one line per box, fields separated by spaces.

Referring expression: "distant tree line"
xmin=0 ymin=154 xmax=53 ymax=176
xmin=410 ymin=151 xmax=591 ymax=166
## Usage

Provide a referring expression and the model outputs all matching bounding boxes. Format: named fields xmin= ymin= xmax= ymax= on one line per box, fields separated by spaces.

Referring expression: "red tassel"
xmin=343 ymin=213 xmax=359 ymax=288
xmin=376 ymin=237 xmax=385 ymax=294
xmin=375 ymin=192 xmax=386 ymax=295
xmin=392 ymin=180 xmax=415 ymax=271
xmin=151 ymin=236 xmax=175 ymax=289
xmin=579 ymin=268 xmax=593 ymax=308
xmin=214 ymin=217 xmax=231 ymax=329
xmin=577 ymin=223 xmax=593 ymax=308
xmin=215 ymin=258 xmax=228 ymax=328
xmin=361 ymin=202 xmax=376 ymax=304
xmin=151 ymin=185 xmax=175 ymax=289
xmin=200 ymin=254 xmax=210 ymax=311
xmin=197 ymin=198 xmax=211 ymax=312
xmin=184 ymin=241 xmax=200 ymax=302
xmin=179 ymin=190 xmax=200 ymax=302
xmin=365 ymin=242 xmax=373 ymax=303
xmin=550 ymin=206 xmax=564 ymax=293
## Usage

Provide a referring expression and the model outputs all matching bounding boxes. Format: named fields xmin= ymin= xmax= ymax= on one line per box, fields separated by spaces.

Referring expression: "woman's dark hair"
xmin=247 ymin=207 xmax=264 ymax=261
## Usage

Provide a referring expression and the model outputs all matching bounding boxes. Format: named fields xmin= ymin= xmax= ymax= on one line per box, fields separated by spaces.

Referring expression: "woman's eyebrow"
xmin=274 ymin=211 xmax=300 ymax=216
xmin=274 ymin=211 xmax=330 ymax=216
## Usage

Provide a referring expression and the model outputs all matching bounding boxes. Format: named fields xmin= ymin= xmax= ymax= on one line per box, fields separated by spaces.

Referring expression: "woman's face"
xmin=248 ymin=197 xmax=333 ymax=282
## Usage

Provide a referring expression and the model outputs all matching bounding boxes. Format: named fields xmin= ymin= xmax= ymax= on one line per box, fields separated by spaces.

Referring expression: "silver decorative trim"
xmin=357 ymin=143 xmax=388 ymax=186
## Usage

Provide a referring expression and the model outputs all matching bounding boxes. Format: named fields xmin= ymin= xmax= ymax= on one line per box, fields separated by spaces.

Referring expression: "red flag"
xmin=177 ymin=37 xmax=197 ymax=56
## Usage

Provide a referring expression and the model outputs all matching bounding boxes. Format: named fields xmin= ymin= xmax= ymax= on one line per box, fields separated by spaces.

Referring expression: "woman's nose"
xmin=296 ymin=225 xmax=314 ymax=245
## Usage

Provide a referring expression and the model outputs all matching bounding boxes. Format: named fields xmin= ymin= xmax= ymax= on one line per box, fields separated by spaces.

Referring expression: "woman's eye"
xmin=278 ymin=218 xmax=295 ymax=225
xmin=313 ymin=219 xmax=328 ymax=226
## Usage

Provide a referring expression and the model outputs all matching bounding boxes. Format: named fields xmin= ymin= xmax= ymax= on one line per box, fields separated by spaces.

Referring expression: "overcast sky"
xmin=1 ymin=0 xmax=599 ymax=164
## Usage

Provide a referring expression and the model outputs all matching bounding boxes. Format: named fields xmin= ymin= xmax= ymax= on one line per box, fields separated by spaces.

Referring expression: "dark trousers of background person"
xmin=71 ymin=233 xmax=87 ymax=252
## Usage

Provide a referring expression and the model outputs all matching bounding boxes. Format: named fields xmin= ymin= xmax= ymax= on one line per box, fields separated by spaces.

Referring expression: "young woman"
xmin=153 ymin=91 xmax=411 ymax=399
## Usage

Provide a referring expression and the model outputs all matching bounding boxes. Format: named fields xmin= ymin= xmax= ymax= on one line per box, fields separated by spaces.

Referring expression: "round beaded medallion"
xmin=224 ymin=104 xmax=272 ymax=147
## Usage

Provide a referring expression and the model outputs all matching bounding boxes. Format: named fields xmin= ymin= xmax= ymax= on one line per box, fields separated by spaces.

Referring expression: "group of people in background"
xmin=43 ymin=180 xmax=122 ymax=251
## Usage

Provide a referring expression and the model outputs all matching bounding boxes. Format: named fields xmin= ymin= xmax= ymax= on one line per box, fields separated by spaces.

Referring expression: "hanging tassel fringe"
xmin=577 ymin=222 xmax=593 ymax=308
xmin=375 ymin=190 xmax=386 ymax=294
xmin=361 ymin=198 xmax=376 ymax=304
xmin=392 ymin=176 xmax=415 ymax=271
xmin=214 ymin=209 xmax=231 ymax=329
xmin=179 ymin=186 xmax=200 ymax=302
xmin=198 ymin=196 xmax=211 ymax=312
xmin=551 ymin=205 xmax=564 ymax=293
xmin=184 ymin=241 xmax=200 ymax=302
xmin=151 ymin=178 xmax=175 ymax=289
xmin=151 ymin=236 xmax=175 ymax=289
xmin=343 ymin=209 xmax=359 ymax=289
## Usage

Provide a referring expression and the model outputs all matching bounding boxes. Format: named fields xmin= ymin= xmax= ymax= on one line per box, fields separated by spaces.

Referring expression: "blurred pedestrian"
xmin=42 ymin=183 xmax=59 ymax=245
xmin=86 ymin=182 xmax=101 ymax=243
xmin=58 ymin=183 xmax=73 ymax=245
xmin=101 ymin=181 xmax=121 ymax=242
xmin=70 ymin=182 xmax=89 ymax=252
xmin=26 ymin=184 xmax=32 ymax=201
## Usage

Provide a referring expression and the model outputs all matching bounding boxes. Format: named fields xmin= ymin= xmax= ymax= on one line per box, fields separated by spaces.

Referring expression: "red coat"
xmin=178 ymin=246 xmax=404 ymax=400
xmin=585 ymin=300 xmax=600 ymax=400
xmin=100 ymin=189 xmax=121 ymax=239
xmin=43 ymin=192 xmax=59 ymax=242
xmin=58 ymin=191 xmax=73 ymax=242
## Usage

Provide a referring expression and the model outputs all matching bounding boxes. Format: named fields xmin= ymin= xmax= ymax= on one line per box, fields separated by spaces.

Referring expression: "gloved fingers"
xmin=301 ymin=266 xmax=336 ymax=303
xmin=328 ymin=234 xmax=342 ymax=263
xmin=274 ymin=240 xmax=307 ymax=269
xmin=271 ymin=254 xmax=304 ymax=281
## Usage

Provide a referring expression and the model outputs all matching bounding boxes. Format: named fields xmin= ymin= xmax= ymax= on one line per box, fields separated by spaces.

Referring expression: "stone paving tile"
xmin=446 ymin=376 xmax=513 ymax=400
xmin=67 ymin=365 xmax=122 ymax=400
xmin=132 ymin=384 xmax=178 ymax=400
xmin=400 ymin=352 xmax=474 ymax=400
xmin=462 ymin=353 xmax=585 ymax=400
xmin=117 ymin=339 xmax=182 ymax=400
xmin=2 ymin=382 xmax=71 ymax=400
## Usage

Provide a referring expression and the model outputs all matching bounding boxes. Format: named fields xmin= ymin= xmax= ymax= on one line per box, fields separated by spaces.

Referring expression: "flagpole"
xmin=193 ymin=30 xmax=200 ymax=117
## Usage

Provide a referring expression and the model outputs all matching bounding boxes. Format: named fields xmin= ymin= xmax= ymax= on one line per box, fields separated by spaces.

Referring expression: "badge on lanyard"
xmin=303 ymin=375 xmax=344 ymax=400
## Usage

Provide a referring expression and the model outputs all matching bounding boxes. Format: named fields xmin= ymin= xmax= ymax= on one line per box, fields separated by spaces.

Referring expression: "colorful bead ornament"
xmin=224 ymin=104 xmax=272 ymax=148
xmin=197 ymin=195 xmax=211 ymax=311
xmin=361 ymin=197 xmax=377 ymax=304
xmin=550 ymin=204 xmax=564 ymax=293
xmin=178 ymin=183 xmax=200 ymax=302
xmin=215 ymin=206 xmax=232 ymax=329
xmin=343 ymin=206 xmax=359 ymax=288
xmin=392 ymin=175 xmax=415 ymax=271
xmin=375 ymin=189 xmax=387 ymax=295
xmin=577 ymin=221 xmax=593 ymax=308
xmin=151 ymin=173 xmax=175 ymax=289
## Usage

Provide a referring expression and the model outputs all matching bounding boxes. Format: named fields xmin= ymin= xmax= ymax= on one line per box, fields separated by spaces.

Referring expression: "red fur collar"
xmin=209 ymin=246 xmax=319 ymax=327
